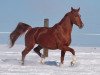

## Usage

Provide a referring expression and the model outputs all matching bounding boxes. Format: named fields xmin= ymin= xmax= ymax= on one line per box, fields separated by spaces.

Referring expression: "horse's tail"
xmin=9 ymin=22 xmax=32 ymax=48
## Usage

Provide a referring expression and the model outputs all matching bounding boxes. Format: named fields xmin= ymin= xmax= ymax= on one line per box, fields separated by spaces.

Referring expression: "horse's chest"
xmin=56 ymin=32 xmax=71 ymax=47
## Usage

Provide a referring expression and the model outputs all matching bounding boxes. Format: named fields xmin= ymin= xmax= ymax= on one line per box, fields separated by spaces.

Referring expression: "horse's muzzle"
xmin=79 ymin=23 xmax=84 ymax=29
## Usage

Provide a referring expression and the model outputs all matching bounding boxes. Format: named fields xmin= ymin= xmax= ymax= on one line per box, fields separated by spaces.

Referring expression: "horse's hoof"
xmin=59 ymin=63 xmax=64 ymax=67
xmin=21 ymin=62 xmax=24 ymax=65
xmin=71 ymin=61 xmax=74 ymax=66
xmin=21 ymin=63 xmax=24 ymax=66
xmin=20 ymin=60 xmax=24 ymax=65
xmin=40 ymin=61 xmax=44 ymax=64
xmin=40 ymin=58 xmax=45 ymax=64
xmin=71 ymin=61 xmax=76 ymax=66
xmin=40 ymin=59 xmax=43 ymax=64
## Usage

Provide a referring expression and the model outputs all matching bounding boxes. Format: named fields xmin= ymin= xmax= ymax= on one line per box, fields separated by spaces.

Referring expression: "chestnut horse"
xmin=10 ymin=7 xmax=84 ymax=66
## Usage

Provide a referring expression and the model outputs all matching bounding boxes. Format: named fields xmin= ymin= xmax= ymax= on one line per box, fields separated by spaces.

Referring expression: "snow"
xmin=0 ymin=45 xmax=100 ymax=75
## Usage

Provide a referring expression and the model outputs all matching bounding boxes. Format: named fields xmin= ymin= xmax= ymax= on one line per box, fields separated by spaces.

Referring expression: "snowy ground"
xmin=0 ymin=45 xmax=100 ymax=75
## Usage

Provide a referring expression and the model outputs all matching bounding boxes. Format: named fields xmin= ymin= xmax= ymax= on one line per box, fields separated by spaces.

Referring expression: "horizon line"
xmin=0 ymin=32 xmax=100 ymax=35
xmin=0 ymin=32 xmax=11 ymax=34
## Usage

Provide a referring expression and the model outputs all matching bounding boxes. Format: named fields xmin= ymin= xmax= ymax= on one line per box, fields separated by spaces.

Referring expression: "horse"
xmin=9 ymin=7 xmax=84 ymax=66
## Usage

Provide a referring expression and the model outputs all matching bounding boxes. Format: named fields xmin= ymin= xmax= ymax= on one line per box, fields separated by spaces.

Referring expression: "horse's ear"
xmin=71 ymin=7 xmax=74 ymax=11
xmin=78 ymin=7 xmax=80 ymax=12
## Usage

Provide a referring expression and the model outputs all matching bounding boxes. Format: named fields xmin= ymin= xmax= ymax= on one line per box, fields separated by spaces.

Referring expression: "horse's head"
xmin=69 ymin=7 xmax=84 ymax=29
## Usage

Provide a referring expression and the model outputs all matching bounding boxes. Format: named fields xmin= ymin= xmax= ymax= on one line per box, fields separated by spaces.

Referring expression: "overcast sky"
xmin=0 ymin=0 xmax=100 ymax=34
xmin=0 ymin=0 xmax=100 ymax=46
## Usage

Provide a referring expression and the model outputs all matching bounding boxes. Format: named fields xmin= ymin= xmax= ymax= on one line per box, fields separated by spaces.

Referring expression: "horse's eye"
xmin=75 ymin=15 xmax=78 ymax=17
xmin=75 ymin=14 xmax=81 ymax=17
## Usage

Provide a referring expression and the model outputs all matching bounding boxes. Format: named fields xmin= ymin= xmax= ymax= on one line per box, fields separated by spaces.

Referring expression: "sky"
xmin=0 ymin=0 xmax=100 ymax=46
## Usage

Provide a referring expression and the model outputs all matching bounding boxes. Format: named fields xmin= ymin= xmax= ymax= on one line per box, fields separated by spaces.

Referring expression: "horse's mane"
xmin=52 ymin=12 xmax=70 ymax=29
xmin=58 ymin=12 xmax=70 ymax=25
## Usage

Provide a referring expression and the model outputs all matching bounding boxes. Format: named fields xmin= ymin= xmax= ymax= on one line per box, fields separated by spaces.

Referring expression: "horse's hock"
xmin=43 ymin=19 xmax=49 ymax=57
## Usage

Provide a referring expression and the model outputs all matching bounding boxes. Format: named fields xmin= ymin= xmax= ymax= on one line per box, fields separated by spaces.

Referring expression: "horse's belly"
xmin=37 ymin=33 xmax=57 ymax=49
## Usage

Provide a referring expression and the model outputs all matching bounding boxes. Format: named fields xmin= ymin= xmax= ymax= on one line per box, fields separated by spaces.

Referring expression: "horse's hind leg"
xmin=34 ymin=45 xmax=45 ymax=64
xmin=21 ymin=34 xmax=35 ymax=65
xmin=34 ymin=45 xmax=43 ymax=57
xmin=21 ymin=45 xmax=34 ymax=65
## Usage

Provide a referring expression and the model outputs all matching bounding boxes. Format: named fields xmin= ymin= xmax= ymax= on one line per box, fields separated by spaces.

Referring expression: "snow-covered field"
xmin=0 ymin=45 xmax=100 ymax=75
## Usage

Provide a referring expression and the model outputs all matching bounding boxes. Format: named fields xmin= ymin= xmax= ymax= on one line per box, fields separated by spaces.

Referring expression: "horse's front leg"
xmin=67 ymin=47 xmax=76 ymax=66
xmin=71 ymin=55 xmax=76 ymax=66
xmin=60 ymin=46 xmax=76 ymax=66
xmin=59 ymin=50 xmax=66 ymax=66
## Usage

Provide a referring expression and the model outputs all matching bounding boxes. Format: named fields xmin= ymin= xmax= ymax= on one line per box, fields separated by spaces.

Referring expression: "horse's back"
xmin=32 ymin=27 xmax=58 ymax=49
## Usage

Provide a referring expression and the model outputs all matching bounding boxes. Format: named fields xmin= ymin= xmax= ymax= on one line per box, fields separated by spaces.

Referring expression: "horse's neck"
xmin=59 ymin=16 xmax=73 ymax=35
xmin=52 ymin=13 xmax=73 ymax=35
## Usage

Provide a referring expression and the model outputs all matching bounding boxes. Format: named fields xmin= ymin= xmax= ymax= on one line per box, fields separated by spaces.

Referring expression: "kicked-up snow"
xmin=0 ymin=45 xmax=100 ymax=75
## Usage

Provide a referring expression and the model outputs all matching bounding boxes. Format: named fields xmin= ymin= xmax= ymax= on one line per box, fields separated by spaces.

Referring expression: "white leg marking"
xmin=71 ymin=55 xmax=77 ymax=66
xmin=20 ymin=60 xmax=24 ymax=65
xmin=40 ymin=58 xmax=45 ymax=64
xmin=40 ymin=55 xmax=45 ymax=64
